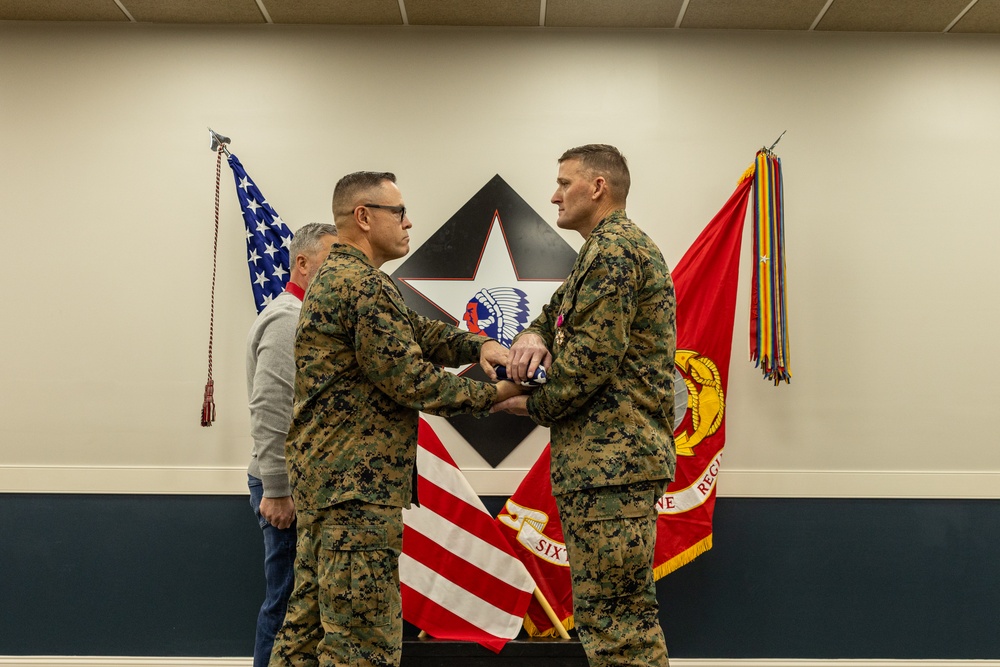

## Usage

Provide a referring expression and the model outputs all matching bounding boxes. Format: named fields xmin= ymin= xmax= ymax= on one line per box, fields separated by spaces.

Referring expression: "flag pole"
xmin=416 ymin=588 xmax=569 ymax=641
xmin=533 ymin=587 xmax=570 ymax=639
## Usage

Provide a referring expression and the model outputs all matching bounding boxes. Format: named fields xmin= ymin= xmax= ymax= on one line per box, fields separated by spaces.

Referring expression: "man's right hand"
xmin=260 ymin=495 xmax=296 ymax=530
xmin=508 ymin=333 xmax=552 ymax=384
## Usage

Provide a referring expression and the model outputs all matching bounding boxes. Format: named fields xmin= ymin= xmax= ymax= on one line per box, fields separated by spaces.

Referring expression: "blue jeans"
xmin=248 ymin=475 xmax=297 ymax=667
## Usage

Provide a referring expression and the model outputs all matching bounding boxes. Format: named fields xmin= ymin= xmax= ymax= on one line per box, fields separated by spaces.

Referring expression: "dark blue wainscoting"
xmin=1 ymin=495 xmax=998 ymax=658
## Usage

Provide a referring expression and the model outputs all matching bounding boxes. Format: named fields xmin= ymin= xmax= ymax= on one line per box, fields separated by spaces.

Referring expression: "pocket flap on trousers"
xmin=579 ymin=486 xmax=656 ymax=522
xmin=322 ymin=524 xmax=388 ymax=551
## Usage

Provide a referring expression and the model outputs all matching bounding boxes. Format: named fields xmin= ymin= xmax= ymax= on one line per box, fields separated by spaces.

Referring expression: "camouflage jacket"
xmin=287 ymin=244 xmax=497 ymax=511
xmin=518 ymin=210 xmax=677 ymax=495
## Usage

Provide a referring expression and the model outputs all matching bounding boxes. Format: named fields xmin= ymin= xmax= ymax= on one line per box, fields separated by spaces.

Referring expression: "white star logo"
xmin=255 ymin=220 xmax=269 ymax=235
xmin=253 ymin=271 xmax=268 ymax=287
xmin=264 ymin=242 xmax=278 ymax=258
xmin=260 ymin=293 xmax=274 ymax=307
xmin=402 ymin=212 xmax=563 ymax=340
xmin=239 ymin=176 xmax=252 ymax=192
xmin=248 ymin=249 xmax=261 ymax=265
xmin=760 ymin=254 xmax=770 ymax=264
xmin=273 ymin=265 xmax=288 ymax=281
xmin=280 ymin=233 xmax=292 ymax=249
xmin=247 ymin=199 xmax=262 ymax=215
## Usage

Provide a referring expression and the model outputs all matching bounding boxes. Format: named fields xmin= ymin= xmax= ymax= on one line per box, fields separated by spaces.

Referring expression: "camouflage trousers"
xmin=268 ymin=500 xmax=403 ymax=667
xmin=556 ymin=481 xmax=669 ymax=667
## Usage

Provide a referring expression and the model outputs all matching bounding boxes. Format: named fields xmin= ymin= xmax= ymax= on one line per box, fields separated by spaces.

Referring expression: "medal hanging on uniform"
xmin=554 ymin=313 xmax=566 ymax=348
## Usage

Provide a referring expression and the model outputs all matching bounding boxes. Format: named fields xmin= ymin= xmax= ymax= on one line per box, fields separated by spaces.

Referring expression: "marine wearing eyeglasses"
xmin=268 ymin=171 xmax=523 ymax=667
xmin=358 ymin=202 xmax=406 ymax=222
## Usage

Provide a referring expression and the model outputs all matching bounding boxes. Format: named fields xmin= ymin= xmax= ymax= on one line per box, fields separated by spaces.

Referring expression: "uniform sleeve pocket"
xmin=320 ymin=525 xmax=393 ymax=628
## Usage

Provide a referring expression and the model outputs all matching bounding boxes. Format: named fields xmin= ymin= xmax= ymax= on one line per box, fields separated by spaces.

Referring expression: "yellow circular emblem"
xmin=674 ymin=350 xmax=725 ymax=457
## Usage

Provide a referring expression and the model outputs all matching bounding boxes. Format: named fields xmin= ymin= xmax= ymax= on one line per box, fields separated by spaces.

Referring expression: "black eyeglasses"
xmin=363 ymin=203 xmax=407 ymax=222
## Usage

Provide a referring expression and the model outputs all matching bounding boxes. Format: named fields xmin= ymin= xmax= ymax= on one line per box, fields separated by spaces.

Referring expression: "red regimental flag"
xmin=654 ymin=176 xmax=753 ymax=577
xmin=401 ymin=419 xmax=537 ymax=653
xmin=496 ymin=445 xmax=573 ymax=637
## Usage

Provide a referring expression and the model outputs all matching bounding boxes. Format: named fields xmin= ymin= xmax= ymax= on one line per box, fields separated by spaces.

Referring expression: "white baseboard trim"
xmin=0 ymin=465 xmax=249 ymax=495
xmin=2 ymin=658 xmax=999 ymax=667
xmin=677 ymin=662 xmax=1000 ymax=667
xmin=0 ymin=659 xmax=250 ymax=667
xmin=673 ymin=662 xmax=1000 ymax=667
xmin=714 ymin=469 xmax=1000 ymax=499
xmin=2 ymin=465 xmax=1000 ymax=499
xmin=466 ymin=468 xmax=1000 ymax=498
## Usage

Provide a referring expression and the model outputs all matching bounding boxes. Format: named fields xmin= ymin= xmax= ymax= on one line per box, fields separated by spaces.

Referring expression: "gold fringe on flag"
xmin=748 ymin=146 xmax=791 ymax=385
xmin=652 ymin=535 xmax=713 ymax=581
xmin=523 ymin=610 xmax=575 ymax=639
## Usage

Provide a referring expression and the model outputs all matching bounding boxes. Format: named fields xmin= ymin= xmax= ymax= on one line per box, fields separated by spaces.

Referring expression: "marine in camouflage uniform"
xmin=506 ymin=145 xmax=676 ymax=667
xmin=269 ymin=172 xmax=520 ymax=667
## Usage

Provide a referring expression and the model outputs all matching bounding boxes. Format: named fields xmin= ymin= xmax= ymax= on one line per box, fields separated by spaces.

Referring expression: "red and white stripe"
xmin=401 ymin=420 xmax=536 ymax=653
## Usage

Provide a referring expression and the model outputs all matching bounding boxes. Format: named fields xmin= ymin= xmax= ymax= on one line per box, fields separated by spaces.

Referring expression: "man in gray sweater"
xmin=246 ymin=222 xmax=338 ymax=667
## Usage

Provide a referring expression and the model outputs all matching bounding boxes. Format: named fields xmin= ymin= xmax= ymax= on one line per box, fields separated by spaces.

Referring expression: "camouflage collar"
xmin=594 ymin=208 xmax=629 ymax=232
xmin=331 ymin=242 xmax=374 ymax=267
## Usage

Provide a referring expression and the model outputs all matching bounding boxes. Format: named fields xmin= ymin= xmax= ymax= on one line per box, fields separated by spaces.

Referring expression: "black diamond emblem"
xmin=390 ymin=175 xmax=577 ymax=466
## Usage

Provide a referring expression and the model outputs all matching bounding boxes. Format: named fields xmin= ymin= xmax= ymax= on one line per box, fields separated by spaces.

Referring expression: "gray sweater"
xmin=246 ymin=290 xmax=300 ymax=497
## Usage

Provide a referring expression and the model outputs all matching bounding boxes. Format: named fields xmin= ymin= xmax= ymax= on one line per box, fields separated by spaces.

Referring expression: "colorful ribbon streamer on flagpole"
xmin=748 ymin=148 xmax=791 ymax=385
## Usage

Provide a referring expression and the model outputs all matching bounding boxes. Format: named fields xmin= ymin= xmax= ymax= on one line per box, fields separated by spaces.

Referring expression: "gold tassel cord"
xmin=201 ymin=135 xmax=228 ymax=426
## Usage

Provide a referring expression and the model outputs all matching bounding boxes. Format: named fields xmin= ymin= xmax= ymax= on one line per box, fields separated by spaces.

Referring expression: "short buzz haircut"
xmin=558 ymin=144 xmax=630 ymax=201
xmin=331 ymin=171 xmax=397 ymax=217
xmin=289 ymin=222 xmax=337 ymax=260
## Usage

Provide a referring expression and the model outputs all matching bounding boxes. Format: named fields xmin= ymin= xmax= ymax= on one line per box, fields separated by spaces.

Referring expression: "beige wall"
xmin=1 ymin=23 xmax=998 ymax=497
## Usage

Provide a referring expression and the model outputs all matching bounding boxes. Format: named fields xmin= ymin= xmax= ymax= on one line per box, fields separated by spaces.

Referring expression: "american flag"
xmin=227 ymin=153 xmax=293 ymax=313
xmin=401 ymin=419 xmax=537 ymax=653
